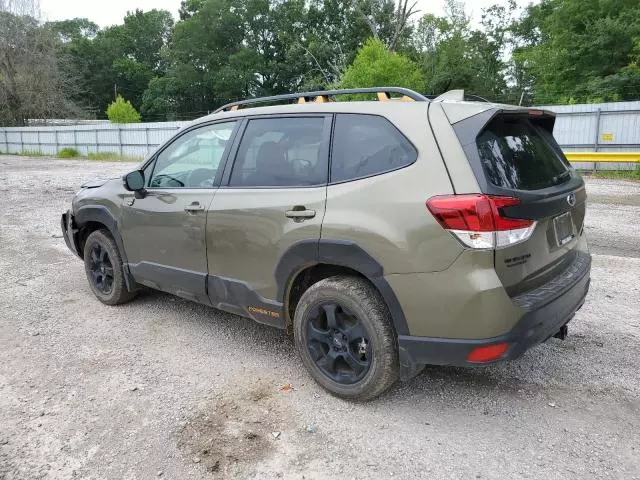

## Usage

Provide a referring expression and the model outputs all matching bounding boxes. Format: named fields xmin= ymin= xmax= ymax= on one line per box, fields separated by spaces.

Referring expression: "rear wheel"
xmin=83 ymin=230 xmax=136 ymax=305
xmin=293 ymin=275 xmax=399 ymax=401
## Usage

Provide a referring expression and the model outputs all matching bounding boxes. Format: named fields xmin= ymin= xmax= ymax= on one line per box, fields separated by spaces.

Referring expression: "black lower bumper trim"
xmin=398 ymin=255 xmax=591 ymax=379
xmin=61 ymin=211 xmax=81 ymax=258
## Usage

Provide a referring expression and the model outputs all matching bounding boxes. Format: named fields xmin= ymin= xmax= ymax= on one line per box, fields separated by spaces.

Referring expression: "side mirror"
xmin=124 ymin=170 xmax=145 ymax=191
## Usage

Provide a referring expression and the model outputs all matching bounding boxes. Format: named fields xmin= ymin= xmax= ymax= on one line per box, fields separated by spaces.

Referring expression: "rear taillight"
xmin=426 ymin=194 xmax=536 ymax=249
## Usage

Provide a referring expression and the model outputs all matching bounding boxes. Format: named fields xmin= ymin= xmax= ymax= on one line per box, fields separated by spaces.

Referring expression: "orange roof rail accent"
xmin=297 ymin=97 xmax=306 ymax=104
xmin=314 ymin=95 xmax=330 ymax=103
xmin=377 ymin=92 xmax=390 ymax=102
xmin=401 ymin=95 xmax=414 ymax=102
xmin=230 ymin=105 xmax=239 ymax=111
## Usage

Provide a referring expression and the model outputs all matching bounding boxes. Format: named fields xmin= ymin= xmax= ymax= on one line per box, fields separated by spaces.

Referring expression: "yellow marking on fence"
xmin=565 ymin=152 xmax=640 ymax=163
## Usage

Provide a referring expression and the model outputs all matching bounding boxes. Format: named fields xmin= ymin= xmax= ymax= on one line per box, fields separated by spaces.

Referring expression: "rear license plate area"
xmin=553 ymin=211 xmax=574 ymax=246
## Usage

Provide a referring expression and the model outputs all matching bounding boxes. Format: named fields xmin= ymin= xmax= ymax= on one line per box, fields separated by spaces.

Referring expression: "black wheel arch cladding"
xmin=275 ymin=239 xmax=410 ymax=336
xmin=74 ymin=205 xmax=135 ymax=291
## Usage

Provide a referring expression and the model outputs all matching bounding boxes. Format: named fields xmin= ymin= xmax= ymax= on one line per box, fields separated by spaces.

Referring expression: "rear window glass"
xmin=330 ymin=114 xmax=417 ymax=183
xmin=476 ymin=116 xmax=570 ymax=190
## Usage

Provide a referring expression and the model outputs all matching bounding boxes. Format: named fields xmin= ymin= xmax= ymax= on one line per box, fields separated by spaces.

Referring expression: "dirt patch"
xmin=178 ymin=381 xmax=288 ymax=476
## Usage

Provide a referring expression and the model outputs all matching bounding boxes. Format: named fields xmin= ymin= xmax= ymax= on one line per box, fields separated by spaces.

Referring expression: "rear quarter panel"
xmin=321 ymin=104 xmax=463 ymax=274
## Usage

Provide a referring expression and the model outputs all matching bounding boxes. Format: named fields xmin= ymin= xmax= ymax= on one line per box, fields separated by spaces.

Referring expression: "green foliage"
xmin=513 ymin=0 xmax=640 ymax=104
xmin=106 ymin=95 xmax=142 ymax=123
xmin=57 ymin=147 xmax=80 ymax=158
xmin=340 ymin=38 xmax=424 ymax=93
xmin=589 ymin=164 xmax=640 ymax=181
xmin=5 ymin=0 xmax=640 ymax=127
xmin=87 ymin=152 xmax=142 ymax=162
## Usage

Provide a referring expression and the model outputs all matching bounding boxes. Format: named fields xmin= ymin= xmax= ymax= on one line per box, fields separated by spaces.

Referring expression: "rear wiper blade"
xmin=552 ymin=171 xmax=571 ymax=185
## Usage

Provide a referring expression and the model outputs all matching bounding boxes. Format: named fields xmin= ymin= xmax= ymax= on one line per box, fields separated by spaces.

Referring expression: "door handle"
xmin=285 ymin=208 xmax=316 ymax=219
xmin=184 ymin=202 xmax=205 ymax=213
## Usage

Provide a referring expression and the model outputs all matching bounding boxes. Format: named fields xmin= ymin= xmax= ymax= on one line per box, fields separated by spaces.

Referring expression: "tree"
xmin=340 ymin=38 xmax=424 ymax=92
xmin=49 ymin=9 xmax=173 ymax=120
xmin=354 ymin=0 xmax=418 ymax=51
xmin=0 ymin=9 xmax=80 ymax=125
xmin=512 ymin=0 xmax=640 ymax=103
xmin=106 ymin=95 xmax=141 ymax=123
xmin=412 ymin=0 xmax=511 ymax=100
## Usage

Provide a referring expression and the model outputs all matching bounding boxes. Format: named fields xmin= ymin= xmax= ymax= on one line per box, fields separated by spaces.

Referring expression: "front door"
xmin=206 ymin=115 xmax=331 ymax=325
xmin=120 ymin=120 xmax=238 ymax=304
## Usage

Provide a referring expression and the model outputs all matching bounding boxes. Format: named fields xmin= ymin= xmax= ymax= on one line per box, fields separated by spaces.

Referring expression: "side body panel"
xmin=206 ymin=187 xmax=326 ymax=326
xmin=386 ymin=249 xmax=523 ymax=339
xmin=321 ymin=104 xmax=463 ymax=276
xmin=119 ymin=189 xmax=216 ymax=304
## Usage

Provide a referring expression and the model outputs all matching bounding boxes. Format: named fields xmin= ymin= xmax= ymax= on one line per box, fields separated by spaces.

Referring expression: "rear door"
xmin=206 ymin=115 xmax=331 ymax=325
xmin=452 ymin=110 xmax=587 ymax=296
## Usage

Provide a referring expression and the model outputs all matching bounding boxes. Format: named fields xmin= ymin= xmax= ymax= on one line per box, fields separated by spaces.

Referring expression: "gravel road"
xmin=1 ymin=156 xmax=639 ymax=480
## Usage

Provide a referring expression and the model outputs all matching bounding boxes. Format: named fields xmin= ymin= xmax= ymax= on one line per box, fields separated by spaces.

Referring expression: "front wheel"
xmin=293 ymin=275 xmax=399 ymax=401
xmin=83 ymin=229 xmax=136 ymax=305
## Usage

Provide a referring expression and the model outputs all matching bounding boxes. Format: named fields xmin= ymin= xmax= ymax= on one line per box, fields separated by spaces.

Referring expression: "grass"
xmin=56 ymin=147 xmax=80 ymax=158
xmin=1 ymin=150 xmax=141 ymax=163
xmin=580 ymin=164 xmax=640 ymax=181
xmin=1 ymin=150 xmax=47 ymax=157
xmin=86 ymin=151 xmax=142 ymax=162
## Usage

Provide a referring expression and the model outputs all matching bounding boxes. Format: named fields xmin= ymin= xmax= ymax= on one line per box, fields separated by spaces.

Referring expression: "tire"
xmin=83 ymin=229 xmax=136 ymax=306
xmin=293 ymin=275 xmax=399 ymax=401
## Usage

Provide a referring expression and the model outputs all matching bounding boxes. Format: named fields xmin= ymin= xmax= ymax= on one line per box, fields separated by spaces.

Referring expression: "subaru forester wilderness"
xmin=61 ymin=87 xmax=591 ymax=400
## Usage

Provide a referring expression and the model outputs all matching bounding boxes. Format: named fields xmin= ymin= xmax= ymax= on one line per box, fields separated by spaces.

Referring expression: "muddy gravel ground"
xmin=0 ymin=156 xmax=639 ymax=480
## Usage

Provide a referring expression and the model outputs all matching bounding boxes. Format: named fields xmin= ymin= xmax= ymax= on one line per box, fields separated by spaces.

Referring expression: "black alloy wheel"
xmin=305 ymin=302 xmax=372 ymax=384
xmin=88 ymin=243 xmax=114 ymax=295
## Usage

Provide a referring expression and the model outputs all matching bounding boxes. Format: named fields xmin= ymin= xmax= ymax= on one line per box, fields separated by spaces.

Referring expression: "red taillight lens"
xmin=467 ymin=343 xmax=510 ymax=363
xmin=426 ymin=194 xmax=536 ymax=249
xmin=426 ymin=194 xmax=532 ymax=231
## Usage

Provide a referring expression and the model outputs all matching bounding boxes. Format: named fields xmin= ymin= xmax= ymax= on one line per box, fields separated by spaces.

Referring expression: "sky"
xmin=40 ymin=0 xmax=533 ymax=28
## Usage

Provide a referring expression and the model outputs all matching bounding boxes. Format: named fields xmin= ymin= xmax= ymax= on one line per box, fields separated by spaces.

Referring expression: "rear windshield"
xmin=476 ymin=116 xmax=570 ymax=190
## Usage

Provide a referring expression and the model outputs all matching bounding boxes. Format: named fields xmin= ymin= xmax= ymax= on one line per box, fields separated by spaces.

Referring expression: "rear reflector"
xmin=467 ymin=343 xmax=510 ymax=363
xmin=426 ymin=194 xmax=536 ymax=249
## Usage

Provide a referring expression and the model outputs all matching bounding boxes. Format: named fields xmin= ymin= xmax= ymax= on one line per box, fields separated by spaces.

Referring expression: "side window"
xmin=330 ymin=114 xmax=417 ymax=183
xmin=149 ymin=121 xmax=236 ymax=188
xmin=229 ymin=117 xmax=328 ymax=187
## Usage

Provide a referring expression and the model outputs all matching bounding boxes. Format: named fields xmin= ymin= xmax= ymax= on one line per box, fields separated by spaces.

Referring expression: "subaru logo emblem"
xmin=567 ymin=192 xmax=576 ymax=207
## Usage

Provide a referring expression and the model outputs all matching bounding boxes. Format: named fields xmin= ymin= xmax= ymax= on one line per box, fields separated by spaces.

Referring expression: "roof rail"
xmin=213 ymin=87 xmax=429 ymax=113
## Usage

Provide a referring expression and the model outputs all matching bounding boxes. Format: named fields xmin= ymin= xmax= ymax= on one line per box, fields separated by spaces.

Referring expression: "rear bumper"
xmin=61 ymin=211 xmax=81 ymax=258
xmin=398 ymin=251 xmax=591 ymax=377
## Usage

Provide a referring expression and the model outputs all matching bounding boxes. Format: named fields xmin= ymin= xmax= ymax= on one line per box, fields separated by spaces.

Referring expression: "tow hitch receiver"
xmin=554 ymin=324 xmax=569 ymax=340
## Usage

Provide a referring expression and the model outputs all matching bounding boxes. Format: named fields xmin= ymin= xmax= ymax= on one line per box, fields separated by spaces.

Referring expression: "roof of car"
xmin=191 ymin=88 xmax=553 ymax=127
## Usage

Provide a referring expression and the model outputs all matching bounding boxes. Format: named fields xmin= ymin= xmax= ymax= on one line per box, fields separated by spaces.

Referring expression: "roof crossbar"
xmin=214 ymin=87 xmax=429 ymax=113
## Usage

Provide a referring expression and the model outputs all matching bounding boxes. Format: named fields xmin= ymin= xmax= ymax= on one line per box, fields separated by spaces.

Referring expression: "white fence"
xmin=538 ymin=100 xmax=640 ymax=153
xmin=1 ymin=101 xmax=640 ymax=165
xmin=0 ymin=121 xmax=189 ymax=158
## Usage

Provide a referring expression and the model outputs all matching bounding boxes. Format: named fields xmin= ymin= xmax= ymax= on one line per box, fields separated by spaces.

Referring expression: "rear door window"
xmin=330 ymin=114 xmax=417 ymax=183
xmin=476 ymin=116 xmax=570 ymax=191
xmin=229 ymin=117 xmax=328 ymax=187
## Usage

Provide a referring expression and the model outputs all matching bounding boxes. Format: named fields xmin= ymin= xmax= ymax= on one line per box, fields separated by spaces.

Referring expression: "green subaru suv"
xmin=61 ymin=88 xmax=591 ymax=400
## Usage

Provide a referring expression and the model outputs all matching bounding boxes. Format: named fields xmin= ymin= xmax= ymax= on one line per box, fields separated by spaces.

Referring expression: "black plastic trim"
xmin=74 ymin=205 xmax=135 ymax=290
xmin=128 ymin=261 xmax=209 ymax=304
xmin=208 ymin=276 xmax=285 ymax=329
xmin=275 ymin=239 xmax=410 ymax=335
xmin=60 ymin=211 xmax=81 ymax=258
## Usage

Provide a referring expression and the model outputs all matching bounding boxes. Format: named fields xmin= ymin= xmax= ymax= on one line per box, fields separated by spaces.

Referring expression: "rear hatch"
xmin=452 ymin=108 xmax=587 ymax=297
